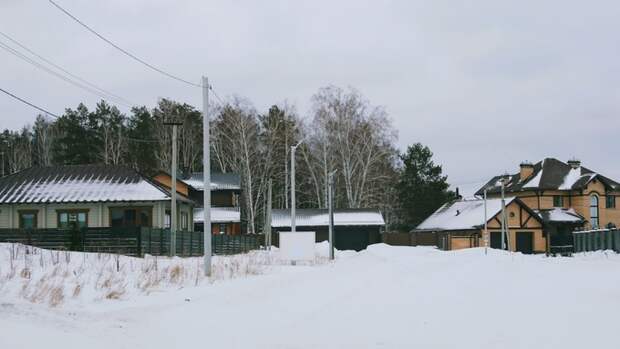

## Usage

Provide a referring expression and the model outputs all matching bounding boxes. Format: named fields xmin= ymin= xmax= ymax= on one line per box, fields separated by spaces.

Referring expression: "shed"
xmin=271 ymin=208 xmax=385 ymax=251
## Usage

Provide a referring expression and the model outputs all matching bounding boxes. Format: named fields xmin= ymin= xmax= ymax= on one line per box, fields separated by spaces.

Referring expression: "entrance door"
xmin=490 ymin=231 xmax=502 ymax=249
xmin=516 ymin=231 xmax=534 ymax=254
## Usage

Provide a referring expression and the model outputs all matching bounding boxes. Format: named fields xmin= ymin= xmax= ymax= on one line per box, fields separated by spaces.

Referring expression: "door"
xmin=516 ymin=231 xmax=534 ymax=254
xmin=490 ymin=231 xmax=502 ymax=249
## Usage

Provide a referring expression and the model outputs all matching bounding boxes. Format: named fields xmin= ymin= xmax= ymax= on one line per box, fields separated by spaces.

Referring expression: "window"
xmin=590 ymin=195 xmax=599 ymax=229
xmin=110 ymin=207 xmax=152 ymax=228
xmin=219 ymin=223 xmax=227 ymax=235
xmin=606 ymin=195 xmax=616 ymax=209
xmin=165 ymin=210 xmax=171 ymax=228
xmin=181 ymin=212 xmax=188 ymax=231
xmin=553 ymin=196 xmax=563 ymax=207
xmin=57 ymin=210 xmax=88 ymax=229
xmin=19 ymin=210 xmax=38 ymax=229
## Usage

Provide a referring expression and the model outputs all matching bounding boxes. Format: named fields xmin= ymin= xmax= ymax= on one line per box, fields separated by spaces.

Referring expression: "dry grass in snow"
xmin=0 ymin=243 xmax=331 ymax=307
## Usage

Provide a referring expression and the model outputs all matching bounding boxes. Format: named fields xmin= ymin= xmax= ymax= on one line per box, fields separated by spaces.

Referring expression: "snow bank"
xmin=3 ymin=244 xmax=620 ymax=349
xmin=0 ymin=242 xmax=344 ymax=307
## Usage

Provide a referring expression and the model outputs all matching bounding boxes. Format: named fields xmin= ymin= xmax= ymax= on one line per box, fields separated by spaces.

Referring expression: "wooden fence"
xmin=383 ymin=232 xmax=438 ymax=247
xmin=573 ymin=229 xmax=620 ymax=253
xmin=0 ymin=228 xmax=262 ymax=257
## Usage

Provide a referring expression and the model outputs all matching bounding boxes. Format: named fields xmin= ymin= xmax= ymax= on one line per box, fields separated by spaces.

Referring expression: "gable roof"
xmin=182 ymin=172 xmax=241 ymax=191
xmin=475 ymin=158 xmax=620 ymax=196
xmin=193 ymin=207 xmax=240 ymax=223
xmin=0 ymin=165 xmax=188 ymax=204
xmin=414 ymin=197 xmax=541 ymax=231
xmin=271 ymin=209 xmax=385 ymax=228
xmin=535 ymin=208 xmax=584 ymax=224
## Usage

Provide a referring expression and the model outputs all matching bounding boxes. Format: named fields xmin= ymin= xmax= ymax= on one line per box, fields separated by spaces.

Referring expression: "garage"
xmin=270 ymin=208 xmax=385 ymax=251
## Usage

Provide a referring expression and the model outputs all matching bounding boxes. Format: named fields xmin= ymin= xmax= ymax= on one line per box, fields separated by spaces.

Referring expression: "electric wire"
xmin=48 ymin=0 xmax=202 ymax=88
xmin=0 ymin=31 xmax=135 ymax=106
xmin=0 ymin=87 xmax=60 ymax=118
xmin=0 ymin=39 xmax=133 ymax=107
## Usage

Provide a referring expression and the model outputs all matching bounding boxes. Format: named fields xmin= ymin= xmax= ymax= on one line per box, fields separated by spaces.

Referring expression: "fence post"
xmin=137 ymin=227 xmax=142 ymax=257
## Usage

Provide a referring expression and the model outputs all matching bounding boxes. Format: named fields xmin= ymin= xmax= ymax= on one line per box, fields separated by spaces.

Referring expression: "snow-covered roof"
xmin=0 ymin=165 xmax=180 ymax=204
xmin=183 ymin=172 xmax=241 ymax=191
xmin=535 ymin=208 xmax=584 ymax=223
xmin=271 ymin=209 xmax=385 ymax=228
xmin=415 ymin=197 xmax=517 ymax=231
xmin=475 ymin=158 xmax=620 ymax=196
xmin=193 ymin=207 xmax=240 ymax=223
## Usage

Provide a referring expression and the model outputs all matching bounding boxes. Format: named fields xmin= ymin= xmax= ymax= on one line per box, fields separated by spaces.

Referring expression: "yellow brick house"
xmin=414 ymin=158 xmax=620 ymax=254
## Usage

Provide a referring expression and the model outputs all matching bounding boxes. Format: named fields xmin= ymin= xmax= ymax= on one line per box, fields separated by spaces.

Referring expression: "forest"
xmin=0 ymin=85 xmax=453 ymax=232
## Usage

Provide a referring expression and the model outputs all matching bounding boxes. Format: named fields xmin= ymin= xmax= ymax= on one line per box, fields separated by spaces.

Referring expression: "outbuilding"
xmin=271 ymin=208 xmax=385 ymax=251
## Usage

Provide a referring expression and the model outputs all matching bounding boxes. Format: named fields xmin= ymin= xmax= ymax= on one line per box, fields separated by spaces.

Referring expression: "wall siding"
xmin=0 ymin=201 xmax=193 ymax=230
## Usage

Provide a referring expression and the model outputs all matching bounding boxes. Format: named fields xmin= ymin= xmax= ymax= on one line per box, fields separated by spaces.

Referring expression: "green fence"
xmin=0 ymin=228 xmax=262 ymax=257
xmin=573 ymin=229 xmax=620 ymax=253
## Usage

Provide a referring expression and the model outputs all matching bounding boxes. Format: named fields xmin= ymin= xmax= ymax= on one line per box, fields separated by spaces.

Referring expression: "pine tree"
xmin=396 ymin=143 xmax=454 ymax=230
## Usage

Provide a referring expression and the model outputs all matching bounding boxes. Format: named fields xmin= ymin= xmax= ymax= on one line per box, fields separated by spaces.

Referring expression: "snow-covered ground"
xmin=1 ymin=243 xmax=619 ymax=349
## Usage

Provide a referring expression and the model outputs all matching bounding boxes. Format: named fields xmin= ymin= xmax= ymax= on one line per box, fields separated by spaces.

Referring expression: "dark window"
xmin=606 ymin=195 xmax=616 ymax=209
xmin=590 ymin=195 xmax=599 ymax=229
xmin=553 ymin=196 xmax=563 ymax=207
xmin=58 ymin=210 xmax=88 ymax=229
xmin=19 ymin=211 xmax=38 ymax=229
xmin=219 ymin=223 xmax=227 ymax=234
xmin=110 ymin=207 xmax=152 ymax=228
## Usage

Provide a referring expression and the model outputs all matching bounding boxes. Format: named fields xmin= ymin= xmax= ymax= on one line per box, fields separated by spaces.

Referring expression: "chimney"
xmin=567 ymin=158 xmax=581 ymax=169
xmin=519 ymin=161 xmax=534 ymax=181
xmin=455 ymin=187 xmax=461 ymax=199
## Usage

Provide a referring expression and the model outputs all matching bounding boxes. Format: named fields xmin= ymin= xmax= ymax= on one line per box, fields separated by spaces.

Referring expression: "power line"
xmin=0 ymin=31 xmax=135 ymax=107
xmin=0 ymin=87 xmax=60 ymax=118
xmin=48 ymin=0 xmax=201 ymax=88
xmin=0 ymin=39 xmax=133 ymax=107
xmin=209 ymin=86 xmax=226 ymax=106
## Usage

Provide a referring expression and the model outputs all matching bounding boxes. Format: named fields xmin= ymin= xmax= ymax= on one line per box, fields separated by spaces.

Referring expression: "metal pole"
xmin=484 ymin=189 xmax=488 ymax=255
xmin=291 ymin=145 xmax=296 ymax=233
xmin=202 ymin=76 xmax=212 ymax=276
xmin=500 ymin=177 xmax=507 ymax=251
xmin=266 ymin=179 xmax=272 ymax=250
xmin=171 ymin=124 xmax=178 ymax=257
xmin=328 ymin=170 xmax=336 ymax=260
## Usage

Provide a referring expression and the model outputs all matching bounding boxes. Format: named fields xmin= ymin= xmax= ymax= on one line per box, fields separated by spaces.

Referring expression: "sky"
xmin=1 ymin=0 xmax=619 ymax=195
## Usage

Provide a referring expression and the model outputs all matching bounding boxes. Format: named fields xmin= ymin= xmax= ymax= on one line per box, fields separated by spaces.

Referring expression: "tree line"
xmin=0 ymin=85 xmax=454 ymax=232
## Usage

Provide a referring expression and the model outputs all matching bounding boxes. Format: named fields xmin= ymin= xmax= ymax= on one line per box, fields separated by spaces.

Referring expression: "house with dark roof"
xmin=153 ymin=171 xmax=242 ymax=234
xmin=414 ymin=197 xmax=546 ymax=252
xmin=270 ymin=208 xmax=385 ymax=251
xmin=0 ymin=165 xmax=195 ymax=231
xmin=415 ymin=158 xmax=619 ymax=253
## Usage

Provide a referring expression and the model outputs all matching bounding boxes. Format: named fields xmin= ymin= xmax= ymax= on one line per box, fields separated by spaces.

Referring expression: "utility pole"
xmin=202 ymin=76 xmax=212 ymax=276
xmin=163 ymin=118 xmax=182 ymax=257
xmin=500 ymin=176 xmax=507 ymax=251
xmin=265 ymin=178 xmax=272 ymax=250
xmin=328 ymin=170 xmax=337 ymax=260
xmin=484 ymin=189 xmax=488 ymax=255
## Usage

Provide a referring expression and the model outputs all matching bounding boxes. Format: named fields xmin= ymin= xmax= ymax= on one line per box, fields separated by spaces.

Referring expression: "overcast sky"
xmin=2 ymin=0 xmax=619 ymax=195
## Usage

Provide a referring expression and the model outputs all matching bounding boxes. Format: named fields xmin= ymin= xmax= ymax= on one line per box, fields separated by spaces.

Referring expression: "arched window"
xmin=590 ymin=195 xmax=599 ymax=229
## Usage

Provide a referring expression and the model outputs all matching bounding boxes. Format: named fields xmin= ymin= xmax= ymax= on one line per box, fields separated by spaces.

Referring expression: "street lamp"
xmin=290 ymin=137 xmax=306 ymax=233
xmin=328 ymin=169 xmax=337 ymax=260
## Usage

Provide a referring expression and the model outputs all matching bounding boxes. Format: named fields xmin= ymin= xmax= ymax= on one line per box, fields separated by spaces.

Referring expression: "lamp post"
xmin=328 ymin=169 xmax=337 ymax=260
xmin=290 ymin=138 xmax=305 ymax=233
xmin=163 ymin=117 xmax=183 ymax=257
